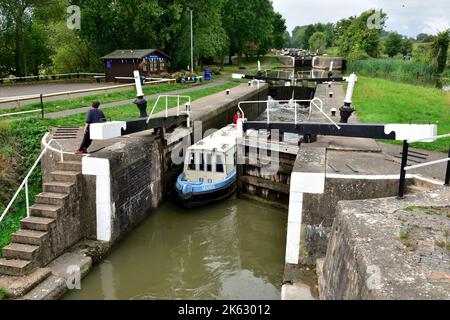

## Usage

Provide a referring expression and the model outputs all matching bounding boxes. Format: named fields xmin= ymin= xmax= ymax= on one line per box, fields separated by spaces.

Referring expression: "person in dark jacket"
xmin=75 ymin=101 xmax=106 ymax=154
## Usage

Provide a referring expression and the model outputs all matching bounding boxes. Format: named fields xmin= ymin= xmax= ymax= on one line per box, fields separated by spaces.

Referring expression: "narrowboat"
xmin=175 ymin=124 xmax=241 ymax=208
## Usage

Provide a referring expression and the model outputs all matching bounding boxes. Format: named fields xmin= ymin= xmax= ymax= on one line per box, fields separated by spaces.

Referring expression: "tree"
xmin=272 ymin=12 xmax=287 ymax=49
xmin=416 ymin=33 xmax=434 ymax=43
xmin=384 ymin=32 xmax=402 ymax=57
xmin=308 ymin=32 xmax=326 ymax=53
xmin=400 ymin=38 xmax=413 ymax=56
xmin=222 ymin=0 xmax=277 ymax=63
xmin=431 ymin=29 xmax=449 ymax=74
xmin=337 ymin=10 xmax=386 ymax=58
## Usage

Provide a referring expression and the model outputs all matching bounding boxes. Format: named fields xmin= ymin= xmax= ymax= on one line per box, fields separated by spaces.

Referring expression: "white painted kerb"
xmin=82 ymin=157 xmax=112 ymax=242
xmin=286 ymin=171 xmax=325 ymax=264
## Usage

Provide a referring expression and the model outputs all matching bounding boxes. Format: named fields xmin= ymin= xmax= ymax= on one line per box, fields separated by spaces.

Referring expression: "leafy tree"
xmin=272 ymin=12 xmax=287 ymax=49
xmin=431 ymin=29 xmax=449 ymax=74
xmin=308 ymin=32 xmax=326 ymax=53
xmin=416 ymin=33 xmax=434 ymax=43
xmin=337 ymin=10 xmax=386 ymax=58
xmin=384 ymin=32 xmax=403 ymax=57
xmin=400 ymin=38 xmax=413 ymax=56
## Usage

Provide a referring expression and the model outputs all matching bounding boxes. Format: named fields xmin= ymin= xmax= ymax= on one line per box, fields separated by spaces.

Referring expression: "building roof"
xmin=101 ymin=49 xmax=172 ymax=60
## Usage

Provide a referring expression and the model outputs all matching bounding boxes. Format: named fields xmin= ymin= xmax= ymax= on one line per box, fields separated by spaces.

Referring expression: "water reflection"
xmin=64 ymin=198 xmax=287 ymax=300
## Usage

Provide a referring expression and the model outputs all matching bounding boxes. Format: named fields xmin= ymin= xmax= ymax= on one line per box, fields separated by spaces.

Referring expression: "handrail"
xmin=146 ymin=95 xmax=191 ymax=123
xmin=0 ymin=133 xmax=71 ymax=223
xmin=310 ymin=98 xmax=341 ymax=130
xmin=238 ymin=99 xmax=316 ymax=126
xmin=408 ymin=133 xmax=450 ymax=144
xmin=398 ymin=133 xmax=450 ymax=197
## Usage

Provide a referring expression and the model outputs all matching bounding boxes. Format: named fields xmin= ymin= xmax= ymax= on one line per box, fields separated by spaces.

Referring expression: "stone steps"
xmin=0 ymin=154 xmax=82 ymax=277
xmin=0 ymin=258 xmax=35 ymax=277
xmin=43 ymin=181 xmax=75 ymax=194
xmin=56 ymin=161 xmax=82 ymax=172
xmin=3 ymin=243 xmax=40 ymax=261
xmin=35 ymin=192 xmax=68 ymax=206
xmin=30 ymin=203 xmax=62 ymax=219
xmin=12 ymin=229 xmax=48 ymax=246
xmin=21 ymin=216 xmax=55 ymax=232
xmin=406 ymin=185 xmax=431 ymax=194
xmin=50 ymin=170 xmax=80 ymax=183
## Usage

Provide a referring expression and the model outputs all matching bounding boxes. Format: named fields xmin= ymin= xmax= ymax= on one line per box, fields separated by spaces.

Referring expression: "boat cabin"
xmin=183 ymin=125 xmax=240 ymax=184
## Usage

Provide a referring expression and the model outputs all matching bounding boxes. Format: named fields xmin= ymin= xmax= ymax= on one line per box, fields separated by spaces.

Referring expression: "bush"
xmin=347 ymin=50 xmax=370 ymax=62
xmin=347 ymin=58 xmax=438 ymax=85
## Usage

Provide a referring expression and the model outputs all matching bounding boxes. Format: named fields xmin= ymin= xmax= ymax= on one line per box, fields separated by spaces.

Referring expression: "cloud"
xmin=272 ymin=0 xmax=450 ymax=37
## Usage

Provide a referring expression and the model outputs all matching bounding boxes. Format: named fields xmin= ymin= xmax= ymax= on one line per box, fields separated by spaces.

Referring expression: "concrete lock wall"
xmin=312 ymin=57 xmax=346 ymax=70
xmin=299 ymin=176 xmax=414 ymax=265
xmin=82 ymin=134 xmax=164 ymax=244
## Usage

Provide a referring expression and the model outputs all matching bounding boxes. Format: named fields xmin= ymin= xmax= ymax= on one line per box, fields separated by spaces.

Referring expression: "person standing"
xmin=75 ymin=101 xmax=106 ymax=154
xmin=232 ymin=110 xmax=243 ymax=125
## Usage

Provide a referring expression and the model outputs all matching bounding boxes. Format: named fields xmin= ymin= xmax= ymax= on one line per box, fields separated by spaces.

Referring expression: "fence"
xmin=0 ymin=73 xmax=105 ymax=84
xmin=0 ymin=78 xmax=176 ymax=119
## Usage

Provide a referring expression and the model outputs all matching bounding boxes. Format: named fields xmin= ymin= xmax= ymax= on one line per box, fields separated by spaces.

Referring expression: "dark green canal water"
xmin=63 ymin=197 xmax=287 ymax=300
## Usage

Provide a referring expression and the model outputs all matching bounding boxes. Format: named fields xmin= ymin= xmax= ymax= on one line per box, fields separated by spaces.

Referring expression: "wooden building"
xmin=101 ymin=49 xmax=172 ymax=83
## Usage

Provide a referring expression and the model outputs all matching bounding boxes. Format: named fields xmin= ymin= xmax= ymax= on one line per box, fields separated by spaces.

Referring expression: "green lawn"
xmin=353 ymin=76 xmax=450 ymax=152
xmin=0 ymin=81 xmax=240 ymax=251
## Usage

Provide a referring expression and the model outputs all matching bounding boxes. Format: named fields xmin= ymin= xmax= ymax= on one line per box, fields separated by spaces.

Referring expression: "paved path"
xmin=44 ymin=77 xmax=229 ymax=119
xmin=0 ymin=82 xmax=123 ymax=109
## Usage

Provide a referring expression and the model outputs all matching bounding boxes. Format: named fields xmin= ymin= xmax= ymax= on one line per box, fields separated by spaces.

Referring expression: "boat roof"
xmin=188 ymin=124 xmax=240 ymax=153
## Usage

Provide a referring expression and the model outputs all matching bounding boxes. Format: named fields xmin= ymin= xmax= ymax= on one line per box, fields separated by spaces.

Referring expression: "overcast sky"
xmin=272 ymin=0 xmax=450 ymax=38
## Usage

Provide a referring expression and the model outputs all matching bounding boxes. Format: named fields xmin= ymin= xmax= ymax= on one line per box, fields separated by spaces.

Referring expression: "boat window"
xmin=199 ymin=153 xmax=204 ymax=171
xmin=216 ymin=155 xmax=224 ymax=173
xmin=206 ymin=153 xmax=212 ymax=172
xmin=188 ymin=152 xmax=195 ymax=170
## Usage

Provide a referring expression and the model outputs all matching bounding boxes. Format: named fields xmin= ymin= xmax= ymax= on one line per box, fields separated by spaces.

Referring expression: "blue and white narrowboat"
xmin=175 ymin=124 xmax=241 ymax=208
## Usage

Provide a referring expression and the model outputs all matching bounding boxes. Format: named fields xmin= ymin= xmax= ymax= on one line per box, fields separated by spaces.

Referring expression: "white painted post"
xmin=133 ymin=70 xmax=144 ymax=97
xmin=82 ymin=158 xmax=112 ymax=242
xmin=25 ymin=179 xmax=30 ymax=218
xmin=329 ymin=61 xmax=334 ymax=72
xmin=344 ymin=73 xmax=358 ymax=104
xmin=165 ymin=96 xmax=168 ymax=118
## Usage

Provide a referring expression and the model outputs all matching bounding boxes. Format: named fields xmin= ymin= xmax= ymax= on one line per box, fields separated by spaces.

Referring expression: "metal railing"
xmin=0 ymin=78 xmax=177 ymax=119
xmin=0 ymin=133 xmax=74 ymax=223
xmin=237 ymin=97 xmax=340 ymax=129
xmin=146 ymin=95 xmax=192 ymax=125
xmin=0 ymin=72 xmax=105 ymax=84
xmin=398 ymin=133 xmax=450 ymax=197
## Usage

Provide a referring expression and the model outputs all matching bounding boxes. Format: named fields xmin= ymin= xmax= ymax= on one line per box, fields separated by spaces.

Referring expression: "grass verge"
xmin=352 ymin=76 xmax=450 ymax=152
